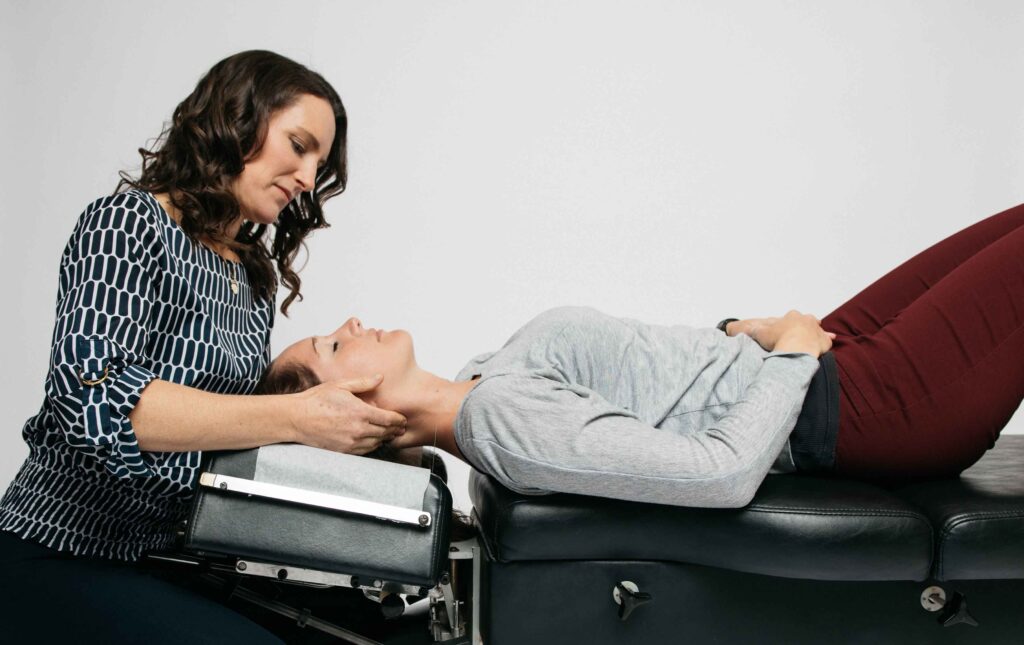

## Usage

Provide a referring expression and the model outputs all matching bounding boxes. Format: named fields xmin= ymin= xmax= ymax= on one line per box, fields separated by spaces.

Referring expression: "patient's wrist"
xmin=773 ymin=332 xmax=820 ymax=358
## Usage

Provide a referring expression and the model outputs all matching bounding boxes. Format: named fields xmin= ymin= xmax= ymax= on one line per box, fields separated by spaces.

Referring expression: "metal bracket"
xmin=199 ymin=572 xmax=383 ymax=645
xmin=198 ymin=472 xmax=431 ymax=527
xmin=427 ymin=538 xmax=482 ymax=644
xmin=233 ymin=558 xmax=424 ymax=596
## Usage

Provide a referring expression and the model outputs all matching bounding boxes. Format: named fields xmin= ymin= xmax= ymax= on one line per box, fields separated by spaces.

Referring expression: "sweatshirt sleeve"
xmin=44 ymin=195 xmax=162 ymax=479
xmin=455 ymin=352 xmax=820 ymax=508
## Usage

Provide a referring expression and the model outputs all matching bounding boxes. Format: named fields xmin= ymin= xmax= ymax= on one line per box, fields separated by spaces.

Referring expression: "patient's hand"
xmin=753 ymin=311 xmax=835 ymax=356
xmin=728 ymin=317 xmax=779 ymax=341
xmin=289 ymin=375 xmax=407 ymax=454
xmin=734 ymin=314 xmax=835 ymax=352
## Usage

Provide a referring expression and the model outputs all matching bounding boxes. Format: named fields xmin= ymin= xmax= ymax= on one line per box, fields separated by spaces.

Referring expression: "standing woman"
xmin=0 ymin=51 xmax=405 ymax=642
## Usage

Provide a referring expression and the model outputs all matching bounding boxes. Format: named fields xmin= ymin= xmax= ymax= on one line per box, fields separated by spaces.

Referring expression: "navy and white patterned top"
xmin=0 ymin=190 xmax=274 ymax=561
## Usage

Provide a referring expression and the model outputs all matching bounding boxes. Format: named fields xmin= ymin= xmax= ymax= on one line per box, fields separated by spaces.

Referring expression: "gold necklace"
xmin=227 ymin=260 xmax=239 ymax=295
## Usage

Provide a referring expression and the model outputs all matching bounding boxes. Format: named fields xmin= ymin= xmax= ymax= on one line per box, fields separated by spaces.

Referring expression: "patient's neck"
xmin=385 ymin=369 xmax=478 ymax=461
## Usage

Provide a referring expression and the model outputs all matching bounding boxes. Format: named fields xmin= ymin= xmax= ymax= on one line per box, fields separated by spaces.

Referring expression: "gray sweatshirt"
xmin=453 ymin=307 xmax=821 ymax=508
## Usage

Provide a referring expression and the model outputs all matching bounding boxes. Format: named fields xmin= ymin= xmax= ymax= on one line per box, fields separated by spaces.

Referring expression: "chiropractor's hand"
xmin=290 ymin=375 xmax=407 ymax=454
xmin=752 ymin=310 xmax=834 ymax=358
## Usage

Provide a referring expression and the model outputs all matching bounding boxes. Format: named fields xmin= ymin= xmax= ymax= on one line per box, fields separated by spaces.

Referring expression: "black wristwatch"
xmin=716 ymin=318 xmax=739 ymax=335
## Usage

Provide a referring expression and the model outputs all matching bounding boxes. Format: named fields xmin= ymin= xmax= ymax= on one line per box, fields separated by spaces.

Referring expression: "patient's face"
xmin=276 ymin=317 xmax=416 ymax=390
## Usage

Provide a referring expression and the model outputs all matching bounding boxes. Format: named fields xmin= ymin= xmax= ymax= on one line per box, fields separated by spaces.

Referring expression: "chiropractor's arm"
xmin=131 ymin=376 xmax=406 ymax=455
xmin=46 ymin=195 xmax=403 ymax=480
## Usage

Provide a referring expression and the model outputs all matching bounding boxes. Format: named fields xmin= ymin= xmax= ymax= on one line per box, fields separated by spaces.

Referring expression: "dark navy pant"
xmin=0 ymin=530 xmax=283 ymax=643
xmin=826 ymin=203 xmax=1024 ymax=480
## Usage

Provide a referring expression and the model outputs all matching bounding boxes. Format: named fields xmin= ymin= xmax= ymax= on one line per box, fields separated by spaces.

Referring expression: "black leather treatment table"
xmin=168 ymin=435 xmax=1024 ymax=644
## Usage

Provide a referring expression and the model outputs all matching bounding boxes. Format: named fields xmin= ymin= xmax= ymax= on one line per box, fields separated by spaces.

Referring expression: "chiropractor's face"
xmin=277 ymin=317 xmax=416 ymax=386
xmin=231 ymin=93 xmax=336 ymax=225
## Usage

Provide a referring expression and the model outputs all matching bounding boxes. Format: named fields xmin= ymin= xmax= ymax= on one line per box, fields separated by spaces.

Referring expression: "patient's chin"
xmin=390 ymin=330 xmax=418 ymax=365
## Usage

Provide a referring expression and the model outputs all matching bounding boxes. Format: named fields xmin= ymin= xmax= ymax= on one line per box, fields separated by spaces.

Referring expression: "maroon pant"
xmin=824 ymin=203 xmax=1024 ymax=481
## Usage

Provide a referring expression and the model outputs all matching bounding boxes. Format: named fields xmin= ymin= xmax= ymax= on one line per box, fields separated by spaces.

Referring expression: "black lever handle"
xmin=380 ymin=593 xmax=406 ymax=620
xmin=939 ymin=591 xmax=978 ymax=628
xmin=615 ymin=582 xmax=653 ymax=621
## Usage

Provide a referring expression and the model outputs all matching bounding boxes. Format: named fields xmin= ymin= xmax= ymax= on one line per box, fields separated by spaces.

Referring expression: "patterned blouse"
xmin=0 ymin=190 xmax=274 ymax=561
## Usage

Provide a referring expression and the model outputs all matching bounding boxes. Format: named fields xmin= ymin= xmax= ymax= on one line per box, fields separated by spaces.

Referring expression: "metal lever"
xmin=198 ymin=472 xmax=430 ymax=527
xmin=613 ymin=581 xmax=653 ymax=622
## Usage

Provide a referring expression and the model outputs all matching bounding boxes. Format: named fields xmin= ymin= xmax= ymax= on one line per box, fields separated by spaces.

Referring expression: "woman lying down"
xmin=304 ymin=274 xmax=1024 ymax=510
xmin=258 ymin=208 xmax=1024 ymax=508
xmin=258 ymin=306 xmax=832 ymax=509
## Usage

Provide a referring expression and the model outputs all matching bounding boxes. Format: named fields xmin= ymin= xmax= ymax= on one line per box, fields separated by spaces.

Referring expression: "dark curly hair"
xmin=117 ymin=50 xmax=347 ymax=315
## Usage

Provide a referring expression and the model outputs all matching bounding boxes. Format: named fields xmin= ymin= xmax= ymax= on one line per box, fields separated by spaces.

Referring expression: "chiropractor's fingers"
xmin=355 ymin=399 xmax=407 ymax=444
xmin=350 ymin=433 xmax=392 ymax=455
xmin=347 ymin=437 xmax=388 ymax=456
xmin=297 ymin=380 xmax=407 ymax=454
xmin=338 ymin=373 xmax=386 ymax=394
xmin=363 ymin=405 xmax=407 ymax=433
xmin=345 ymin=392 xmax=407 ymax=445
xmin=333 ymin=375 xmax=407 ymax=429
xmin=349 ymin=418 xmax=407 ymax=455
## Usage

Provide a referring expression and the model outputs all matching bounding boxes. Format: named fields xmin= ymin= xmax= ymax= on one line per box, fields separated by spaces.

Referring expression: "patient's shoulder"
xmin=462 ymin=371 xmax=571 ymax=412
xmin=515 ymin=306 xmax=614 ymax=341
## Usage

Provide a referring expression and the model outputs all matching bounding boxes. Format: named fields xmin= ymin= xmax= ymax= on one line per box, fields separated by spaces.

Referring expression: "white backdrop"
xmin=3 ymin=1 xmax=1023 ymax=513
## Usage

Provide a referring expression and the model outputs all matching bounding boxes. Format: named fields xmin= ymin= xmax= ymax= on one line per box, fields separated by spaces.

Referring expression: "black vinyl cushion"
xmin=472 ymin=434 xmax=1024 ymax=584
xmin=184 ymin=449 xmax=452 ymax=589
xmin=896 ymin=434 xmax=1024 ymax=581
xmin=471 ymin=471 xmax=933 ymax=582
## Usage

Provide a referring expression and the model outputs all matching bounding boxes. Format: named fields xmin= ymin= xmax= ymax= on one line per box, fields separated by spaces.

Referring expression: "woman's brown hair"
xmin=117 ymin=50 xmax=347 ymax=315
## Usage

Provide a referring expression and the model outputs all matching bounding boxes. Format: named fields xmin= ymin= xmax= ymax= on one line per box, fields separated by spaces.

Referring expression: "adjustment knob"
xmin=613 ymin=581 xmax=653 ymax=622
xmin=380 ymin=593 xmax=406 ymax=620
xmin=920 ymin=585 xmax=946 ymax=612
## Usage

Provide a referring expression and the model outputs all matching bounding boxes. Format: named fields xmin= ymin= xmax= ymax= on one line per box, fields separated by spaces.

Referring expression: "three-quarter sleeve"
xmin=44 ymin=196 xmax=162 ymax=479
